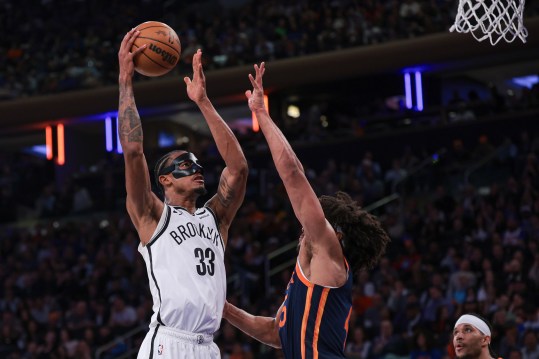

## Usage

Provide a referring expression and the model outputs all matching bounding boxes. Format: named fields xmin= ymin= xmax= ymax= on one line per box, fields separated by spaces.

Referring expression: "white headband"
xmin=455 ymin=314 xmax=491 ymax=336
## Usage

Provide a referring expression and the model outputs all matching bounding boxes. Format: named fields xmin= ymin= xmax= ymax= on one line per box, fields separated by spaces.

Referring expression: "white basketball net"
xmin=450 ymin=0 xmax=528 ymax=45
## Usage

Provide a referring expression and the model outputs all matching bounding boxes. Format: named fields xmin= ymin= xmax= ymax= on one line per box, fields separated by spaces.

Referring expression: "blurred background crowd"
xmin=1 ymin=0 xmax=539 ymax=359
xmin=2 ymin=118 xmax=539 ymax=359
xmin=2 ymin=0 xmax=538 ymax=101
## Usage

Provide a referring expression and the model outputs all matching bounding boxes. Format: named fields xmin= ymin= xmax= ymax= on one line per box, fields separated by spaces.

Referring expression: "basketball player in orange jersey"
xmin=222 ymin=62 xmax=390 ymax=358
xmin=453 ymin=314 xmax=501 ymax=359
xmin=118 ymin=29 xmax=248 ymax=359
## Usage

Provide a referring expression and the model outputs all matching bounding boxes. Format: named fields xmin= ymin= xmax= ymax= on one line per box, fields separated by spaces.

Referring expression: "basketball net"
xmin=450 ymin=0 xmax=528 ymax=45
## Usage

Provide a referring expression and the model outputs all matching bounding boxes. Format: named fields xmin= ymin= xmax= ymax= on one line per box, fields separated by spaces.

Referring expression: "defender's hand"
xmin=246 ymin=62 xmax=266 ymax=113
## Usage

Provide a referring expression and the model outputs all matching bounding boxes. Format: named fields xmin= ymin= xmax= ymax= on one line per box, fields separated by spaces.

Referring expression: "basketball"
xmin=131 ymin=21 xmax=181 ymax=77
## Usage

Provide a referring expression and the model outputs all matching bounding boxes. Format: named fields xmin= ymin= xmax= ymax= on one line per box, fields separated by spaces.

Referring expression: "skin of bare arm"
xmin=117 ymin=29 xmax=164 ymax=245
xmin=183 ymin=49 xmax=248 ymax=247
xmin=222 ymin=301 xmax=283 ymax=349
xmin=246 ymin=63 xmax=346 ymax=287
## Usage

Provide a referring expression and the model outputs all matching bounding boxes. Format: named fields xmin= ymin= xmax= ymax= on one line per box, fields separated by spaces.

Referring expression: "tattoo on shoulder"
xmin=217 ymin=176 xmax=235 ymax=208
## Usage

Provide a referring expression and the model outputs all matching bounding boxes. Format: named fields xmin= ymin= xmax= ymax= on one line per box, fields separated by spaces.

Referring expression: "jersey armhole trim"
xmin=147 ymin=205 xmax=172 ymax=248
xmin=296 ymin=260 xmax=348 ymax=289
xmin=205 ymin=206 xmax=225 ymax=252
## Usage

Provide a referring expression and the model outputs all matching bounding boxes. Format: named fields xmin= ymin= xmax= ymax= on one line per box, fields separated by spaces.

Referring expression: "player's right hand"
xmin=118 ymin=28 xmax=146 ymax=81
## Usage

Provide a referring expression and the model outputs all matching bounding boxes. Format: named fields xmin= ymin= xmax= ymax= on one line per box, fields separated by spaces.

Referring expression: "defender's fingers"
xmin=197 ymin=63 xmax=204 ymax=79
xmin=191 ymin=50 xmax=200 ymax=71
xmin=194 ymin=49 xmax=202 ymax=67
xmin=248 ymin=74 xmax=258 ymax=88
xmin=192 ymin=54 xmax=202 ymax=80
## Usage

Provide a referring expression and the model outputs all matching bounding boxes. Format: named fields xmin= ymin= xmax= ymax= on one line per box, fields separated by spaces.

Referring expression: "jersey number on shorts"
xmin=194 ymin=247 xmax=215 ymax=276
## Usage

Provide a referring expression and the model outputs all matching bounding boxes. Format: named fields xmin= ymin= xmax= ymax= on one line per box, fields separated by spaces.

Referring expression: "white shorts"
xmin=137 ymin=325 xmax=220 ymax=359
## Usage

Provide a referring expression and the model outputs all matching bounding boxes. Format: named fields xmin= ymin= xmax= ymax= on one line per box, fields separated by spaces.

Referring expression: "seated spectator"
xmin=409 ymin=329 xmax=443 ymax=359
xmin=521 ymin=330 xmax=539 ymax=359
xmin=370 ymin=319 xmax=408 ymax=359
xmin=108 ymin=296 xmax=137 ymax=334
xmin=345 ymin=326 xmax=372 ymax=359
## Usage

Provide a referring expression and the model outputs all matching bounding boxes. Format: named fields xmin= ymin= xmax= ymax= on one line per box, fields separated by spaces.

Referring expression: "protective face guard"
xmin=159 ymin=152 xmax=204 ymax=179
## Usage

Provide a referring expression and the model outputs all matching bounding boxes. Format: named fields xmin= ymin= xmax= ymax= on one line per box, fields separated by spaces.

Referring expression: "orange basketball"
xmin=131 ymin=21 xmax=181 ymax=77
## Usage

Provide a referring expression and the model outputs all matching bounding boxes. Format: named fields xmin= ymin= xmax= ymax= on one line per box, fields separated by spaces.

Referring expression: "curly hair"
xmin=319 ymin=191 xmax=390 ymax=271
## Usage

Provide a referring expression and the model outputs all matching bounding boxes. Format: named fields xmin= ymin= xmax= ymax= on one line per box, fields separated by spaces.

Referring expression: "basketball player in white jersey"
xmin=118 ymin=29 xmax=248 ymax=359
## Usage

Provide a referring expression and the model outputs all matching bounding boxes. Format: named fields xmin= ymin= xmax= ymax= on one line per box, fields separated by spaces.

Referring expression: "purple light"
xmin=415 ymin=71 xmax=423 ymax=111
xmin=404 ymin=73 xmax=412 ymax=109
xmin=512 ymin=75 xmax=539 ymax=89
xmin=105 ymin=117 xmax=113 ymax=152
xmin=116 ymin=117 xmax=123 ymax=154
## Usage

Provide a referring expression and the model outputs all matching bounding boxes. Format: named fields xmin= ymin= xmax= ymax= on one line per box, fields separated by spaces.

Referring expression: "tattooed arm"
xmin=118 ymin=29 xmax=163 ymax=244
xmin=185 ymin=50 xmax=248 ymax=246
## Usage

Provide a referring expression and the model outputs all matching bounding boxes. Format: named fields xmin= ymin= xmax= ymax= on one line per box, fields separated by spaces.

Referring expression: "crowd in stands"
xmin=2 ymin=0 xmax=539 ymax=101
xmin=1 ymin=112 xmax=539 ymax=358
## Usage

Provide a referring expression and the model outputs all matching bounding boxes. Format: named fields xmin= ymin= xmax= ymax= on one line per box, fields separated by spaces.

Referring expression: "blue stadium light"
xmin=116 ymin=117 xmax=123 ymax=154
xmin=415 ymin=71 xmax=424 ymax=111
xmin=105 ymin=116 xmax=113 ymax=152
xmin=28 ymin=145 xmax=48 ymax=158
xmin=512 ymin=75 xmax=539 ymax=89
xmin=403 ymin=67 xmax=427 ymax=111
xmin=404 ymin=73 xmax=413 ymax=109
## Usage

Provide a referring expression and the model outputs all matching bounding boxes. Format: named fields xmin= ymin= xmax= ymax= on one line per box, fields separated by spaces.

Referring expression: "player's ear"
xmin=159 ymin=174 xmax=171 ymax=188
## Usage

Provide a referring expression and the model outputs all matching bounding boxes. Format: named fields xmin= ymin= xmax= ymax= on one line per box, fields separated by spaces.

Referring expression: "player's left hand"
xmin=184 ymin=49 xmax=208 ymax=103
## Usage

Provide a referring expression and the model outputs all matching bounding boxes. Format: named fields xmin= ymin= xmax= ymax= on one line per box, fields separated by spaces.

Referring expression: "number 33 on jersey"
xmin=138 ymin=204 xmax=226 ymax=334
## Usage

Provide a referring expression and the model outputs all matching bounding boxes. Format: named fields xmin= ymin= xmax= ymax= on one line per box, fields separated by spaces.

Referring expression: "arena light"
xmin=287 ymin=105 xmax=300 ymax=118
xmin=116 ymin=116 xmax=123 ymax=154
xmin=56 ymin=124 xmax=65 ymax=165
xmin=403 ymin=70 xmax=424 ymax=111
xmin=105 ymin=116 xmax=113 ymax=152
xmin=512 ymin=74 xmax=539 ymax=89
xmin=29 ymin=145 xmax=48 ymax=158
xmin=45 ymin=126 xmax=53 ymax=160
xmin=252 ymin=113 xmax=259 ymax=132
xmin=404 ymin=73 xmax=412 ymax=109
xmin=415 ymin=71 xmax=424 ymax=111
xmin=251 ymin=95 xmax=268 ymax=132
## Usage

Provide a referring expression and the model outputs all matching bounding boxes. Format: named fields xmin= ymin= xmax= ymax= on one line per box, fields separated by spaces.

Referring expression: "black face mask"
xmin=159 ymin=152 xmax=204 ymax=179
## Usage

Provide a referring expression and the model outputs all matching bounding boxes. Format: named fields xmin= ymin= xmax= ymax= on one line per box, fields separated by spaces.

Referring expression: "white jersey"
xmin=138 ymin=204 xmax=226 ymax=334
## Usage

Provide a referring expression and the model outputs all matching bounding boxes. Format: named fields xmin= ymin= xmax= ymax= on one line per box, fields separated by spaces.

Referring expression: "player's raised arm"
xmin=184 ymin=49 xmax=248 ymax=245
xmin=245 ymin=63 xmax=338 ymax=252
xmin=118 ymin=28 xmax=163 ymax=241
